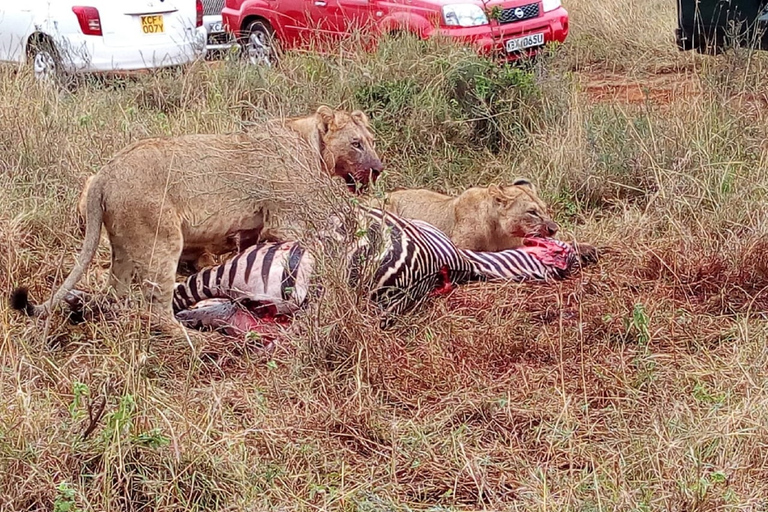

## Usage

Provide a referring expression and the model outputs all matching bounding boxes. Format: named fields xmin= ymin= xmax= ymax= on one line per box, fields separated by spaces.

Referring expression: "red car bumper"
xmin=430 ymin=6 xmax=569 ymax=62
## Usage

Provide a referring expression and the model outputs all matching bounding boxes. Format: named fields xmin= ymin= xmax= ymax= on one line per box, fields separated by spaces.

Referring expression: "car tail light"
xmin=72 ymin=6 xmax=102 ymax=36
xmin=196 ymin=0 xmax=203 ymax=27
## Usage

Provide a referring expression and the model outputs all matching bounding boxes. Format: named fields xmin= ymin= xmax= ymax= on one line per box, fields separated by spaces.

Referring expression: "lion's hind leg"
xmin=107 ymin=240 xmax=135 ymax=297
xmin=109 ymin=212 xmax=182 ymax=322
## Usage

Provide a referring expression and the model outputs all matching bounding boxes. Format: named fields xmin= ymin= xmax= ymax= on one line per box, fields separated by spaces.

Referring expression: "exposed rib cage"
xmin=172 ymin=208 xmax=578 ymax=329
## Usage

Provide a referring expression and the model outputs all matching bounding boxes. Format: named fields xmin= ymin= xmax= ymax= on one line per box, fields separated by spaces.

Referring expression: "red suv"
xmin=222 ymin=0 xmax=568 ymax=65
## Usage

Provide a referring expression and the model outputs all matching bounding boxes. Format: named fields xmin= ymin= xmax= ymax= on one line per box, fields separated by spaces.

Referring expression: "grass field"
xmin=4 ymin=0 xmax=768 ymax=510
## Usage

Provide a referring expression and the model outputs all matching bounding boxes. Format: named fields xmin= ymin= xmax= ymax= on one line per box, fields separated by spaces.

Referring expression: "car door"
xmin=271 ymin=0 xmax=312 ymax=47
xmin=0 ymin=4 xmax=40 ymax=63
xmin=301 ymin=0 xmax=346 ymax=45
xmin=677 ymin=0 xmax=768 ymax=51
xmin=337 ymin=0 xmax=377 ymax=33
xmin=301 ymin=0 xmax=378 ymax=46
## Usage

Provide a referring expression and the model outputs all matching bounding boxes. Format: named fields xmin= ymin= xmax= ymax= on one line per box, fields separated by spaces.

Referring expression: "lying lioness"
xmin=380 ymin=179 xmax=559 ymax=252
xmin=12 ymin=106 xmax=383 ymax=328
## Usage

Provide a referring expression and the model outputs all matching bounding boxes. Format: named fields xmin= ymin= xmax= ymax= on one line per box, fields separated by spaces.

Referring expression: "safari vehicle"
xmin=201 ymin=0 xmax=236 ymax=51
xmin=676 ymin=0 xmax=768 ymax=53
xmin=222 ymin=0 xmax=568 ymax=66
xmin=0 ymin=0 xmax=207 ymax=80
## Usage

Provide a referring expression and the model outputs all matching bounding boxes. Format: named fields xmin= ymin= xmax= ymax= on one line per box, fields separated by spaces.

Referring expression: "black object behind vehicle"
xmin=676 ymin=0 xmax=768 ymax=52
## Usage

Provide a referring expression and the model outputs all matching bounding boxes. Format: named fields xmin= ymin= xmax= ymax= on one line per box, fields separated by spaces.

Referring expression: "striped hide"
xmin=462 ymin=237 xmax=577 ymax=282
xmin=172 ymin=241 xmax=314 ymax=317
xmin=352 ymin=208 xmax=476 ymax=328
xmin=172 ymin=208 xmax=582 ymax=331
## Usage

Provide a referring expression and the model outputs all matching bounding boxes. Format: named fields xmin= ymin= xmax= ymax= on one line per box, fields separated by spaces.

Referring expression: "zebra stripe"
xmin=281 ymin=244 xmax=304 ymax=301
xmin=261 ymin=244 xmax=279 ymax=288
xmin=245 ymin=248 xmax=261 ymax=284
xmin=227 ymin=251 xmax=242 ymax=287
xmin=172 ymin=241 xmax=314 ymax=316
xmin=462 ymin=238 xmax=576 ymax=282
xmin=466 ymin=250 xmax=547 ymax=280
xmin=215 ymin=262 xmax=226 ymax=287
xmin=356 ymin=208 xmax=475 ymax=325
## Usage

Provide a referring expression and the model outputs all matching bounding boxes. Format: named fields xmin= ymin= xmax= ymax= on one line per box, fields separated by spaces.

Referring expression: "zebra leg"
xmin=573 ymin=242 xmax=599 ymax=266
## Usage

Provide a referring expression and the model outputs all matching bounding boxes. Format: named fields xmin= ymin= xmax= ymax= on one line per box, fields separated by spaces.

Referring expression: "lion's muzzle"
xmin=544 ymin=221 xmax=559 ymax=237
xmin=345 ymin=157 xmax=384 ymax=193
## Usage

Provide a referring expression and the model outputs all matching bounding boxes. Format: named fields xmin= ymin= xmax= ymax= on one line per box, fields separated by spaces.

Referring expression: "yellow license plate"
xmin=141 ymin=14 xmax=164 ymax=34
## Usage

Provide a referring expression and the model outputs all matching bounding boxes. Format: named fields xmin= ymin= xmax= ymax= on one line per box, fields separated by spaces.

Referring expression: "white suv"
xmin=0 ymin=0 xmax=207 ymax=79
xmin=201 ymin=0 xmax=234 ymax=52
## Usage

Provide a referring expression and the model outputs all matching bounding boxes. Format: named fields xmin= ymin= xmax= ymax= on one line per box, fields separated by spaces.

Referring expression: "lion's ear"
xmin=351 ymin=110 xmax=370 ymax=127
xmin=512 ymin=177 xmax=535 ymax=192
xmin=316 ymin=105 xmax=336 ymax=133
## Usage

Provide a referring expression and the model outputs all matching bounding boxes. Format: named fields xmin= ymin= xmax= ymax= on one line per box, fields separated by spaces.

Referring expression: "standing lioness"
xmin=76 ymin=174 xmax=241 ymax=274
xmin=12 ymin=106 xmax=383 ymax=325
xmin=381 ymin=179 xmax=558 ymax=252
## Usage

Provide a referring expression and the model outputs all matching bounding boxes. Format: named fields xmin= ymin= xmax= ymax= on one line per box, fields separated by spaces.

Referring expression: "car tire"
xmin=27 ymin=36 xmax=61 ymax=82
xmin=695 ymin=42 xmax=725 ymax=56
xmin=242 ymin=20 xmax=279 ymax=67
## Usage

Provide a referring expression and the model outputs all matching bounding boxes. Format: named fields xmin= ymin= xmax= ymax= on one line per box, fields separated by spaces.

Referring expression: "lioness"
xmin=380 ymin=179 xmax=558 ymax=252
xmin=12 ymin=106 xmax=383 ymax=326
xmin=77 ymin=174 xmax=235 ymax=274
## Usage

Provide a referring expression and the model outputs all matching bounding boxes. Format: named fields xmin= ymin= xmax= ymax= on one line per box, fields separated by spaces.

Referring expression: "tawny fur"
xmin=78 ymin=175 xmax=251 ymax=274
xmin=14 ymin=106 xmax=383 ymax=325
xmin=376 ymin=179 xmax=560 ymax=252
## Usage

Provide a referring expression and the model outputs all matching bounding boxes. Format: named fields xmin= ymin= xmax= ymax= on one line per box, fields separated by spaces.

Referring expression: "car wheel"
xmin=695 ymin=42 xmax=725 ymax=56
xmin=27 ymin=37 xmax=60 ymax=81
xmin=242 ymin=20 xmax=279 ymax=67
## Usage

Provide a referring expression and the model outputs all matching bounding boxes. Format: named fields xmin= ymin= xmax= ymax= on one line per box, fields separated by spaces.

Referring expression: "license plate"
xmin=141 ymin=14 xmax=164 ymax=34
xmin=505 ymin=32 xmax=544 ymax=53
xmin=211 ymin=21 xmax=223 ymax=32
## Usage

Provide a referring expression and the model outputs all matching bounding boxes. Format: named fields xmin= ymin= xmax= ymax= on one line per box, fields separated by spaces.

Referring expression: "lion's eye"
xmin=352 ymin=139 xmax=363 ymax=150
xmin=528 ymin=210 xmax=539 ymax=217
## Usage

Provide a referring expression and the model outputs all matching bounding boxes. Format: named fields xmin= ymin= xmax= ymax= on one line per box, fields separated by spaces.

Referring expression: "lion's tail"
xmin=10 ymin=175 xmax=104 ymax=318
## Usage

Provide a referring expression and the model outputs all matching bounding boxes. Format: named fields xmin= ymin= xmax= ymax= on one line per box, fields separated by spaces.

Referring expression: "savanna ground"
xmin=4 ymin=0 xmax=768 ymax=510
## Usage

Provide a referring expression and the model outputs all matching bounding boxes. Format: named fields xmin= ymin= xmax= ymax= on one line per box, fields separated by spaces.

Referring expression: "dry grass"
xmin=562 ymin=0 xmax=684 ymax=72
xmin=4 ymin=1 xmax=768 ymax=510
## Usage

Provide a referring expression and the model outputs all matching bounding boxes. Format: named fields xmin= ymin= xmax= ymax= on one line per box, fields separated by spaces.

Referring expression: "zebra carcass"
xmin=172 ymin=207 xmax=595 ymax=336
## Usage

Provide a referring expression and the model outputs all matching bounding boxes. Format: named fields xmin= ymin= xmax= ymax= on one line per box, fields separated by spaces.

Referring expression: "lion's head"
xmin=308 ymin=106 xmax=383 ymax=193
xmin=488 ymin=179 xmax=559 ymax=239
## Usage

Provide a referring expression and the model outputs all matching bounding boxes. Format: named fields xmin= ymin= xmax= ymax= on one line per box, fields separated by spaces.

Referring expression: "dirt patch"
xmin=577 ymin=69 xmax=701 ymax=106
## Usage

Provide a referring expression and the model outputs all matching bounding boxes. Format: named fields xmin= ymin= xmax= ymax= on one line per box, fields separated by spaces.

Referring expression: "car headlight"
xmin=442 ymin=4 xmax=489 ymax=27
xmin=542 ymin=0 xmax=562 ymax=12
